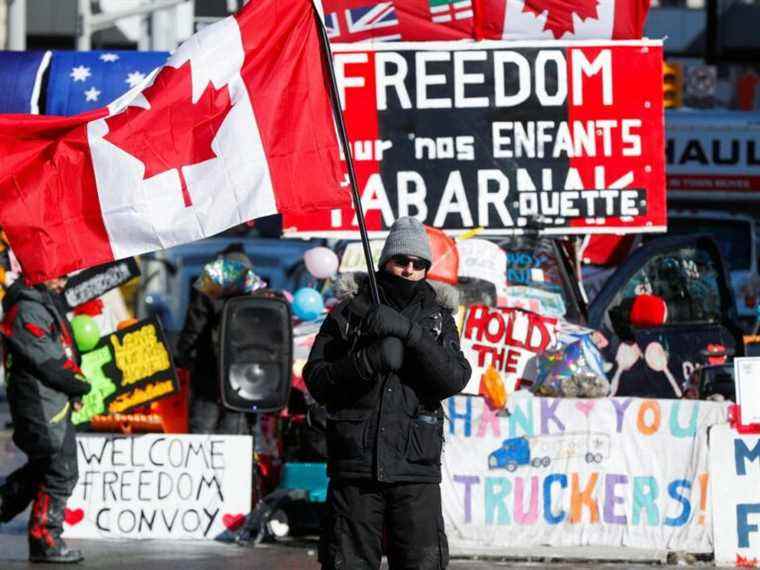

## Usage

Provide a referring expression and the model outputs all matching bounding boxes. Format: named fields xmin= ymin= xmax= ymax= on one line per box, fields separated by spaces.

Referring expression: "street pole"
xmin=7 ymin=0 xmax=26 ymax=51
xmin=311 ymin=1 xmax=381 ymax=306
xmin=77 ymin=0 xmax=189 ymax=52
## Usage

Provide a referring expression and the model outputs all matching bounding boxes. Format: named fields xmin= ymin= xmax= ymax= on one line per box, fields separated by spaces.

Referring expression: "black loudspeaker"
xmin=219 ymin=294 xmax=293 ymax=413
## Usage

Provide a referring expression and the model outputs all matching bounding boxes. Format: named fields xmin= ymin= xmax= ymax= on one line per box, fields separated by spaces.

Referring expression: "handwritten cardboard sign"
xmin=72 ymin=317 xmax=179 ymax=425
xmin=64 ymin=434 xmax=252 ymax=539
xmin=62 ymin=258 xmax=140 ymax=311
xmin=460 ymin=304 xmax=558 ymax=395
xmin=710 ymin=423 xmax=760 ymax=566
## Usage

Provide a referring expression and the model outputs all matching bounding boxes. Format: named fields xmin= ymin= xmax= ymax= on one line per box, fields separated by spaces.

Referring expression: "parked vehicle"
xmin=646 ymin=210 xmax=759 ymax=328
xmin=587 ymin=235 xmax=745 ymax=398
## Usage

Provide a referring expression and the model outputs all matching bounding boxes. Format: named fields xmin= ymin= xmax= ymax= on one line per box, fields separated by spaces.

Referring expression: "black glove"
xmin=357 ymin=337 xmax=404 ymax=379
xmin=362 ymin=305 xmax=413 ymax=341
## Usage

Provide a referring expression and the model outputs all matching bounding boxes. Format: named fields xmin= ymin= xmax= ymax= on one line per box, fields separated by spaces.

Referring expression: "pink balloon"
xmin=283 ymin=290 xmax=294 ymax=303
xmin=304 ymin=247 xmax=339 ymax=279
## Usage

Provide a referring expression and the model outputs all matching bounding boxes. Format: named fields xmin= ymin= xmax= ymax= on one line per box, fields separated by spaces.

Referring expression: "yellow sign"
xmin=111 ymin=323 xmax=170 ymax=385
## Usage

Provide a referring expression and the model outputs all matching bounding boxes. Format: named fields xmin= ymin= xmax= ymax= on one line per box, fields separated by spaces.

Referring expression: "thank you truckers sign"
xmin=285 ymin=40 xmax=666 ymax=236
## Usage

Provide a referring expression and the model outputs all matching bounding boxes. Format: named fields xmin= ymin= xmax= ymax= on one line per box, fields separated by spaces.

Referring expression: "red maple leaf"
xmin=522 ymin=0 xmax=600 ymax=39
xmin=104 ymin=61 xmax=233 ymax=207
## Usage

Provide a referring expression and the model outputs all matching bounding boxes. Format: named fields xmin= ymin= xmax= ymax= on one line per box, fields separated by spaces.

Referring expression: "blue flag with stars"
xmin=0 ymin=50 xmax=51 ymax=114
xmin=45 ymin=50 xmax=169 ymax=116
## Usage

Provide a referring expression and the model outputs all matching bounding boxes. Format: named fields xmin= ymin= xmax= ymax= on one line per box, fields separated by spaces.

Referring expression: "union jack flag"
xmin=325 ymin=2 xmax=401 ymax=42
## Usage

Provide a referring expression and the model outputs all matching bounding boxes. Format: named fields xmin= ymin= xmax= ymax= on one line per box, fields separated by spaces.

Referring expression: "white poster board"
xmin=459 ymin=304 xmax=559 ymax=395
xmin=442 ymin=394 xmax=730 ymax=554
xmin=456 ymin=238 xmax=506 ymax=290
xmin=64 ymin=434 xmax=252 ymax=540
xmin=710 ymin=423 xmax=760 ymax=566
xmin=735 ymin=357 xmax=760 ymax=424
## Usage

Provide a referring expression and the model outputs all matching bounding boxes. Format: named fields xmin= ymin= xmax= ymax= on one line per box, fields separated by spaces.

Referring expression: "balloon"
xmin=71 ymin=315 xmax=101 ymax=352
xmin=304 ymin=247 xmax=339 ymax=279
xmin=282 ymin=290 xmax=294 ymax=303
xmin=292 ymin=287 xmax=324 ymax=321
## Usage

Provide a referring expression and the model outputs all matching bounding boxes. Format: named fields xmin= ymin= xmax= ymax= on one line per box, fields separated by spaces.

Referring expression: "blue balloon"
xmin=292 ymin=287 xmax=324 ymax=321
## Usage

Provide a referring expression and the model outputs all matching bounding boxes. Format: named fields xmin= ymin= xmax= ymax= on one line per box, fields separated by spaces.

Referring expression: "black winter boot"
xmin=29 ymin=540 xmax=84 ymax=564
xmin=0 ymin=465 xmax=36 ymax=523
xmin=28 ymin=490 xmax=83 ymax=564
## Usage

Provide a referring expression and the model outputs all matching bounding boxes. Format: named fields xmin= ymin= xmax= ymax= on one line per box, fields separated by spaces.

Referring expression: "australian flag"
xmin=325 ymin=1 xmax=401 ymax=42
xmin=45 ymin=50 xmax=169 ymax=116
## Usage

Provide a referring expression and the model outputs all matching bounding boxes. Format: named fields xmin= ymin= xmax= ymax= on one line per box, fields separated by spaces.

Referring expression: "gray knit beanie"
xmin=379 ymin=217 xmax=432 ymax=269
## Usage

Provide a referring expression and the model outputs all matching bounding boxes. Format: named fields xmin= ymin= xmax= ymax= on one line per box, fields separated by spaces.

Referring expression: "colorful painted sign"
xmin=284 ymin=40 xmax=666 ymax=237
xmin=442 ymin=394 xmax=729 ymax=553
xmin=71 ymin=317 xmax=179 ymax=425
xmin=710 ymin=423 xmax=760 ymax=566
xmin=64 ymin=434 xmax=252 ymax=539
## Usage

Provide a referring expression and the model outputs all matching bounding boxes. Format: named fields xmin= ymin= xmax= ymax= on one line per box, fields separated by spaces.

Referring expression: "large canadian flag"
xmin=474 ymin=0 xmax=650 ymax=40
xmin=0 ymin=0 xmax=348 ymax=283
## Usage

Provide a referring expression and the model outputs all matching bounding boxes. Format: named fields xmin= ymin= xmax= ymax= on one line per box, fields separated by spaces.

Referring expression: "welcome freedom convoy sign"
xmin=285 ymin=39 xmax=666 ymax=237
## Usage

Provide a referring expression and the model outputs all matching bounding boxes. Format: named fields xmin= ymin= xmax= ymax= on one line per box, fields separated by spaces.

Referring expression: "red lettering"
xmin=505 ymin=349 xmax=521 ymax=374
xmin=484 ymin=311 xmax=506 ymax=344
xmin=472 ymin=343 xmax=496 ymax=367
xmin=464 ymin=305 xmax=490 ymax=341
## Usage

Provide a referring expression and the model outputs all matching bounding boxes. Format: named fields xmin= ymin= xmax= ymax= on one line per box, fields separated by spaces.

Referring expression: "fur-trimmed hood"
xmin=333 ymin=272 xmax=460 ymax=313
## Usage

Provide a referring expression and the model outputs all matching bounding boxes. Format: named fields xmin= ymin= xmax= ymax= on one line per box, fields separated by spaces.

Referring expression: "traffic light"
xmin=663 ymin=61 xmax=684 ymax=109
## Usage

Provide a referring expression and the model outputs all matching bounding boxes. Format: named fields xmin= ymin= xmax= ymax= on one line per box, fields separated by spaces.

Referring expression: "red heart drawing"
xmin=575 ymin=401 xmax=595 ymax=417
xmin=64 ymin=508 xmax=84 ymax=526
xmin=222 ymin=513 xmax=246 ymax=531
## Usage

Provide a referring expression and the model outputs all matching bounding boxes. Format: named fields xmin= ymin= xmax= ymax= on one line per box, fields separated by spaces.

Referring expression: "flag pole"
xmin=312 ymin=2 xmax=381 ymax=306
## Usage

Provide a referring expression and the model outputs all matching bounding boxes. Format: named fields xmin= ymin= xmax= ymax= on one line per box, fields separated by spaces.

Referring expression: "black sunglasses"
xmin=390 ymin=255 xmax=429 ymax=271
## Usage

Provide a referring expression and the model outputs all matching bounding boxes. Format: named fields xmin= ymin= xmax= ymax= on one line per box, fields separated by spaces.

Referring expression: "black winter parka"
xmin=1 ymin=280 xmax=90 ymax=456
xmin=303 ymin=274 xmax=471 ymax=483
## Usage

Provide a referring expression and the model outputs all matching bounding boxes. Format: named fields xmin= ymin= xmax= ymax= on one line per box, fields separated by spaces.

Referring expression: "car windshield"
xmin=664 ymin=218 xmax=752 ymax=272
xmin=490 ymin=236 xmax=582 ymax=323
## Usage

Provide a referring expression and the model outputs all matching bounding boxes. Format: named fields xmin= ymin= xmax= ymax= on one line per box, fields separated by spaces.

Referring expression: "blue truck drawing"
xmin=488 ymin=432 xmax=610 ymax=471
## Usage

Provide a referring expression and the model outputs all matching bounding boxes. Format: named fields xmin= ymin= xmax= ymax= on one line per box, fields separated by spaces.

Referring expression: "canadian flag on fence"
xmin=0 ymin=0 xmax=348 ymax=283
xmin=473 ymin=0 xmax=650 ymax=40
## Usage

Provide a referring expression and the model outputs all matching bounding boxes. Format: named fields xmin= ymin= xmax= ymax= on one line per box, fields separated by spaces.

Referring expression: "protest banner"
xmin=72 ymin=317 xmax=179 ymax=425
xmin=442 ymin=394 xmax=729 ymax=554
xmin=460 ymin=304 xmax=562 ymax=395
xmin=64 ymin=434 xmax=252 ymax=539
xmin=62 ymin=258 xmax=140 ymax=312
xmin=710 ymin=423 xmax=760 ymax=566
xmin=284 ymin=39 xmax=666 ymax=237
